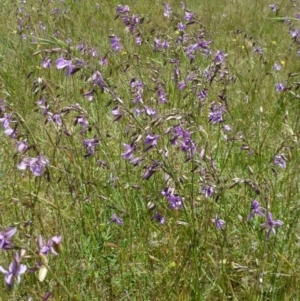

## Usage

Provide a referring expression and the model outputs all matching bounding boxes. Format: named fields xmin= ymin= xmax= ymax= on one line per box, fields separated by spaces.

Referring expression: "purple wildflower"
xmin=38 ymin=235 xmax=60 ymax=256
xmin=0 ymin=252 xmax=27 ymax=288
xmin=247 ymin=200 xmax=265 ymax=220
xmin=0 ymin=227 xmax=17 ymax=250
xmin=83 ymin=136 xmax=99 ymax=156
xmin=163 ymin=3 xmax=172 ymax=18
xmin=177 ymin=80 xmax=186 ymax=90
xmin=144 ymin=134 xmax=160 ymax=149
xmin=82 ymin=90 xmax=94 ymax=102
xmin=275 ymin=83 xmax=285 ymax=92
xmin=116 ymin=4 xmax=130 ymax=14
xmin=177 ymin=22 xmax=186 ymax=32
xmin=17 ymin=155 xmax=50 ymax=176
xmin=16 ymin=140 xmax=28 ymax=152
xmin=0 ymin=113 xmax=13 ymax=129
xmin=157 ymin=85 xmax=168 ymax=103
xmin=269 ymin=4 xmax=278 ymax=12
xmin=214 ymin=50 xmax=226 ymax=64
xmin=261 ymin=212 xmax=283 ymax=240
xmin=254 ymin=47 xmax=263 ymax=55
xmin=161 ymin=187 xmax=184 ymax=209
xmin=184 ymin=11 xmax=194 ymax=21
xmin=47 ymin=113 xmax=62 ymax=127
xmin=202 ymin=185 xmax=214 ymax=197
xmin=151 ymin=212 xmax=165 ymax=224
xmin=211 ymin=214 xmax=226 ymax=230
xmin=110 ymin=36 xmax=122 ymax=52
xmin=110 ymin=214 xmax=124 ymax=225
xmin=273 ymin=63 xmax=281 ymax=71
xmin=273 ymin=154 xmax=287 ymax=168
xmin=122 ymin=143 xmax=135 ymax=160
xmin=209 ymin=103 xmax=225 ymax=124
xmin=111 ymin=106 xmax=123 ymax=122
xmin=41 ymin=57 xmax=52 ymax=68
xmin=55 ymin=57 xmax=81 ymax=76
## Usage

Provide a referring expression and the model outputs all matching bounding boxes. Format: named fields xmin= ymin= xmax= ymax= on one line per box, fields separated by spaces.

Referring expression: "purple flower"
xmin=161 ymin=187 xmax=184 ymax=209
xmin=211 ymin=214 xmax=226 ymax=230
xmin=122 ymin=143 xmax=135 ymax=159
xmin=202 ymin=185 xmax=214 ymax=197
xmin=111 ymin=106 xmax=123 ymax=122
xmin=177 ymin=22 xmax=186 ymax=32
xmin=83 ymin=136 xmax=99 ymax=156
xmin=247 ymin=200 xmax=265 ymax=220
xmin=16 ymin=140 xmax=28 ymax=152
xmin=144 ymin=134 xmax=160 ymax=149
xmin=55 ymin=57 xmax=81 ymax=76
xmin=177 ymin=80 xmax=186 ymax=90
xmin=273 ymin=154 xmax=287 ymax=168
xmin=275 ymin=83 xmax=285 ymax=92
xmin=261 ymin=212 xmax=283 ymax=240
xmin=151 ymin=212 xmax=165 ymax=224
xmin=209 ymin=103 xmax=225 ymax=124
xmin=157 ymin=85 xmax=168 ymax=103
xmin=110 ymin=213 xmax=124 ymax=225
xmin=41 ymin=57 xmax=52 ymax=68
xmin=110 ymin=36 xmax=122 ymax=52
xmin=0 ymin=252 xmax=27 ymax=288
xmin=38 ymin=235 xmax=60 ymax=256
xmin=47 ymin=113 xmax=62 ymax=127
xmin=17 ymin=155 xmax=50 ymax=176
xmin=0 ymin=113 xmax=13 ymax=129
xmin=0 ymin=227 xmax=17 ymax=250
xmin=184 ymin=11 xmax=194 ymax=21
xmin=116 ymin=4 xmax=130 ymax=14
xmin=214 ymin=50 xmax=226 ymax=64
xmin=269 ymin=4 xmax=278 ymax=12
xmin=163 ymin=3 xmax=172 ymax=18
xmin=82 ymin=90 xmax=94 ymax=102
xmin=273 ymin=63 xmax=281 ymax=71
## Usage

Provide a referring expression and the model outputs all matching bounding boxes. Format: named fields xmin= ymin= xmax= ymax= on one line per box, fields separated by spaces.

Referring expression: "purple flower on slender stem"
xmin=163 ymin=3 xmax=172 ymax=18
xmin=0 ymin=113 xmax=13 ymax=129
xmin=16 ymin=140 xmax=28 ymax=152
xmin=116 ymin=4 xmax=130 ymax=14
xmin=18 ymin=155 xmax=50 ymax=176
xmin=157 ymin=85 xmax=168 ymax=103
xmin=0 ymin=252 xmax=27 ymax=288
xmin=110 ymin=36 xmax=122 ymax=52
xmin=273 ymin=153 xmax=287 ymax=168
xmin=211 ymin=214 xmax=226 ymax=230
xmin=83 ymin=136 xmax=99 ymax=156
xmin=161 ymin=187 xmax=184 ymax=209
xmin=110 ymin=214 xmax=124 ymax=225
xmin=209 ymin=103 xmax=225 ymax=124
xmin=122 ymin=143 xmax=135 ymax=159
xmin=177 ymin=22 xmax=186 ymax=32
xmin=202 ymin=185 xmax=214 ymax=197
xmin=275 ymin=83 xmax=285 ymax=92
xmin=273 ymin=63 xmax=281 ymax=71
xmin=177 ymin=80 xmax=186 ymax=90
xmin=261 ymin=212 xmax=283 ymax=240
xmin=247 ymin=200 xmax=265 ymax=220
xmin=41 ymin=57 xmax=52 ymax=68
xmin=214 ymin=50 xmax=226 ymax=64
xmin=184 ymin=11 xmax=194 ymax=21
xmin=151 ymin=212 xmax=165 ymax=224
xmin=38 ymin=235 xmax=60 ymax=256
xmin=0 ymin=227 xmax=17 ymax=250
xmin=111 ymin=106 xmax=123 ymax=122
xmin=144 ymin=134 xmax=160 ymax=151
xmin=269 ymin=4 xmax=278 ymax=12
xmin=55 ymin=57 xmax=81 ymax=76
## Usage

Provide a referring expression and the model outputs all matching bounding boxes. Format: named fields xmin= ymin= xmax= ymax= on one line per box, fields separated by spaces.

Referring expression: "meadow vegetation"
xmin=0 ymin=0 xmax=300 ymax=300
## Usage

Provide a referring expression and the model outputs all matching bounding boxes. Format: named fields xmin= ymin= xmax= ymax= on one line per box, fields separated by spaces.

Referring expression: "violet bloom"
xmin=177 ymin=80 xmax=186 ymax=90
xmin=184 ymin=11 xmax=194 ymax=21
xmin=151 ymin=212 xmax=165 ymax=224
xmin=41 ymin=57 xmax=52 ymax=68
xmin=261 ymin=212 xmax=283 ymax=240
xmin=38 ymin=235 xmax=59 ymax=256
xmin=110 ymin=36 xmax=122 ymax=52
xmin=122 ymin=143 xmax=135 ymax=160
xmin=83 ymin=136 xmax=99 ymax=156
xmin=269 ymin=4 xmax=278 ymax=12
xmin=18 ymin=155 xmax=50 ymax=177
xmin=177 ymin=22 xmax=186 ymax=32
xmin=16 ymin=140 xmax=28 ymax=152
xmin=111 ymin=106 xmax=123 ymax=122
xmin=82 ymin=90 xmax=94 ymax=102
xmin=273 ymin=154 xmax=287 ymax=168
xmin=202 ymin=185 xmax=214 ymax=198
xmin=163 ymin=3 xmax=172 ymax=18
xmin=211 ymin=214 xmax=226 ymax=230
xmin=0 ymin=252 xmax=27 ymax=288
xmin=157 ymin=85 xmax=168 ymax=103
xmin=116 ymin=4 xmax=130 ymax=14
xmin=0 ymin=112 xmax=13 ymax=129
xmin=273 ymin=63 xmax=281 ymax=71
xmin=247 ymin=200 xmax=265 ymax=220
xmin=110 ymin=214 xmax=124 ymax=225
xmin=47 ymin=113 xmax=62 ymax=127
xmin=144 ymin=134 xmax=160 ymax=150
xmin=55 ymin=57 xmax=80 ymax=77
xmin=0 ymin=227 xmax=17 ymax=250
xmin=209 ymin=103 xmax=225 ymax=124
xmin=161 ymin=187 xmax=184 ymax=209
xmin=214 ymin=50 xmax=226 ymax=64
xmin=275 ymin=83 xmax=285 ymax=92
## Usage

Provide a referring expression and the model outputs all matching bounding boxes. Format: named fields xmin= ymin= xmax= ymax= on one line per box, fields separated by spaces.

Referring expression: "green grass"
xmin=0 ymin=0 xmax=300 ymax=300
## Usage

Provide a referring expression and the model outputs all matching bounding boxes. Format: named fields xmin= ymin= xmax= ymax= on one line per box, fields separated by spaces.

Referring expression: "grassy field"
xmin=0 ymin=0 xmax=300 ymax=300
